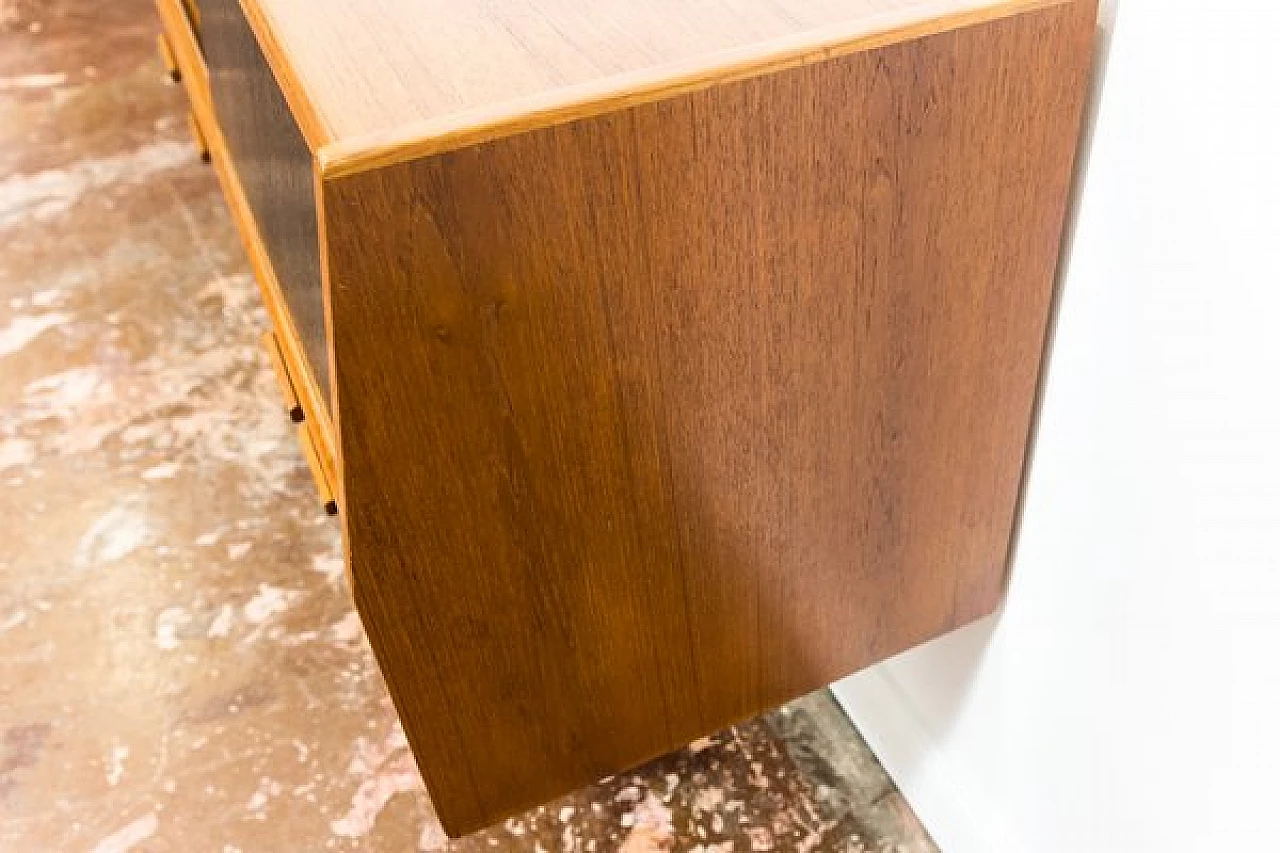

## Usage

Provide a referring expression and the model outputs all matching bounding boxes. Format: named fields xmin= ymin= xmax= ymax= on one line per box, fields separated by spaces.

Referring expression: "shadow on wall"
xmin=830 ymin=0 xmax=1121 ymax=834
xmin=1002 ymin=0 xmax=1120 ymax=602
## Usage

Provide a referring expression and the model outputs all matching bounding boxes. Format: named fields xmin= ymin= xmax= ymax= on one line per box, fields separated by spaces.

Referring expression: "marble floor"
xmin=0 ymin=1 xmax=939 ymax=850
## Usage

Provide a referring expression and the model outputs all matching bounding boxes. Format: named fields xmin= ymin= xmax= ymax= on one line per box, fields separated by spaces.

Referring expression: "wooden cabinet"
xmin=155 ymin=0 xmax=1095 ymax=836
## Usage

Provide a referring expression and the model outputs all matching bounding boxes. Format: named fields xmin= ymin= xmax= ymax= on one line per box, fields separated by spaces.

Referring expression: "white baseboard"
xmin=831 ymin=667 xmax=1021 ymax=853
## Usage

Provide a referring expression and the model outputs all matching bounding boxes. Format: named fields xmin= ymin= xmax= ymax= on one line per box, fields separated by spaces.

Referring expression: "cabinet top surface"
xmin=241 ymin=0 xmax=1072 ymax=173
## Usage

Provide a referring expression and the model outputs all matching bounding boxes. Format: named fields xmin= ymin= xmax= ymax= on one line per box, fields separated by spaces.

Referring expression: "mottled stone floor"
xmin=0 ymin=1 xmax=939 ymax=851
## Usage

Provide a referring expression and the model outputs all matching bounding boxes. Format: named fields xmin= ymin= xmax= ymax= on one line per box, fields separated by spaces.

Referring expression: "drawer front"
xmin=200 ymin=0 xmax=330 ymax=408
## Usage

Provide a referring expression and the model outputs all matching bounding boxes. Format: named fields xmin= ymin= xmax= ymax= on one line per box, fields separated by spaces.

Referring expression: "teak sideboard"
xmin=153 ymin=0 xmax=1096 ymax=836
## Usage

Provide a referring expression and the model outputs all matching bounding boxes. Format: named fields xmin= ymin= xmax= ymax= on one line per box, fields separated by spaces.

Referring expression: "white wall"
xmin=833 ymin=2 xmax=1280 ymax=851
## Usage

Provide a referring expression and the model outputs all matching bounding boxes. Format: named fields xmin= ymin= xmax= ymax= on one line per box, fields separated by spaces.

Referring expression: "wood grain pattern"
xmin=154 ymin=0 xmax=339 ymax=490
xmin=237 ymin=0 xmax=1066 ymax=164
xmin=181 ymin=0 xmax=201 ymax=32
xmin=314 ymin=0 xmax=1075 ymax=176
xmin=320 ymin=0 xmax=1096 ymax=835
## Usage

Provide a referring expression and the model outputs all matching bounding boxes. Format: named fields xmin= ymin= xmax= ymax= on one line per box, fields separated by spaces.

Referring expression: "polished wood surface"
xmin=237 ymin=0 xmax=1066 ymax=164
xmin=201 ymin=0 xmax=330 ymax=408
xmin=154 ymin=0 xmax=339 ymax=491
xmin=320 ymin=0 xmax=1095 ymax=834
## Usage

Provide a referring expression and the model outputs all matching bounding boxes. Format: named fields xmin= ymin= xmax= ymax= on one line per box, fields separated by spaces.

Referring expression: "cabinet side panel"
xmin=323 ymin=0 xmax=1095 ymax=835
xmin=201 ymin=0 xmax=329 ymax=405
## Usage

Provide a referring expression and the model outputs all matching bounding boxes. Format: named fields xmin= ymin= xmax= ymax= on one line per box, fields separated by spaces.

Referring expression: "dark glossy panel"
xmin=200 ymin=0 xmax=329 ymax=405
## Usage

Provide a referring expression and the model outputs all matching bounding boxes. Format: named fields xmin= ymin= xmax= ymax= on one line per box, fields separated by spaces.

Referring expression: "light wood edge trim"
xmin=261 ymin=330 xmax=305 ymax=423
xmin=154 ymin=0 xmax=208 ymax=105
xmin=186 ymin=112 xmax=210 ymax=159
xmin=181 ymin=0 xmax=201 ymax=30
xmin=312 ymin=156 xmax=355 ymax=593
xmin=312 ymin=162 xmax=346 ymax=514
xmin=156 ymin=33 xmax=179 ymax=79
xmin=297 ymin=421 xmax=340 ymax=516
xmin=237 ymin=0 xmax=333 ymax=152
xmin=315 ymin=0 xmax=1074 ymax=177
